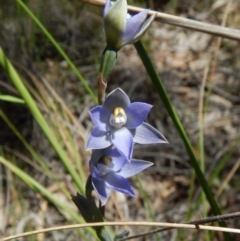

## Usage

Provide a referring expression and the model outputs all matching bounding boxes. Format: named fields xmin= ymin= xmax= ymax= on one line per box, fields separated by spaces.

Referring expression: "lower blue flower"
xmin=89 ymin=147 xmax=153 ymax=206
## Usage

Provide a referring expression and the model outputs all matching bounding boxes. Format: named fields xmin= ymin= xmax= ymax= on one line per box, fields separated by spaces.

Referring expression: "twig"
xmin=82 ymin=0 xmax=240 ymax=41
xmin=2 ymin=215 xmax=240 ymax=241
xmin=119 ymin=212 xmax=240 ymax=240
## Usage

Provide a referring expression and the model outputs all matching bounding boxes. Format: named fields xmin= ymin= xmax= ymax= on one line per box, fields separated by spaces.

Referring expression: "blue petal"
xmin=106 ymin=148 xmax=128 ymax=172
xmin=111 ymin=127 xmax=133 ymax=161
xmin=103 ymin=88 xmax=130 ymax=113
xmin=103 ymin=0 xmax=112 ymax=17
xmin=104 ymin=172 xmax=135 ymax=196
xmin=86 ymin=127 xmax=111 ymax=150
xmin=92 ymin=177 xmax=110 ymax=206
xmin=89 ymin=106 xmax=111 ymax=131
xmin=90 ymin=148 xmax=111 ymax=166
xmin=130 ymin=13 xmax=156 ymax=44
xmin=122 ymin=9 xmax=148 ymax=43
xmin=125 ymin=102 xmax=152 ymax=129
xmin=89 ymin=160 xmax=100 ymax=179
xmin=120 ymin=159 xmax=153 ymax=178
xmin=133 ymin=122 xmax=168 ymax=144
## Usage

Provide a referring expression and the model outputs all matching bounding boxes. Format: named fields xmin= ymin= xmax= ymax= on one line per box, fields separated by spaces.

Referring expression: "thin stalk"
xmin=134 ymin=40 xmax=232 ymax=241
xmin=198 ymin=67 xmax=210 ymax=241
xmin=180 ymin=135 xmax=240 ymax=236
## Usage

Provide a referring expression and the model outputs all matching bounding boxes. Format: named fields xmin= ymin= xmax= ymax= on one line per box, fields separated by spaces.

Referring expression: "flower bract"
xmin=90 ymin=147 xmax=153 ymax=205
xmin=103 ymin=0 xmax=156 ymax=50
xmin=87 ymin=88 xmax=167 ymax=160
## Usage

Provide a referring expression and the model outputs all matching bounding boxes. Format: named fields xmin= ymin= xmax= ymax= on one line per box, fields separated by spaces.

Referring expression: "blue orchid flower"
xmin=103 ymin=0 xmax=156 ymax=50
xmin=87 ymin=88 xmax=167 ymax=160
xmin=90 ymin=146 xmax=153 ymax=205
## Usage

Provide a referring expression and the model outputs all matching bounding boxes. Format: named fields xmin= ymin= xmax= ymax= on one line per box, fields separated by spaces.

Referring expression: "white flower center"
xmin=98 ymin=155 xmax=114 ymax=176
xmin=127 ymin=13 xmax=131 ymax=20
xmin=109 ymin=107 xmax=127 ymax=128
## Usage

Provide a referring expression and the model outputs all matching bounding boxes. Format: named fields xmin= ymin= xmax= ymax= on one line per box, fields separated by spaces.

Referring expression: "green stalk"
xmin=180 ymin=136 xmax=240 ymax=239
xmin=0 ymin=47 xmax=84 ymax=194
xmin=0 ymin=94 xmax=25 ymax=104
xmin=134 ymin=40 xmax=231 ymax=240
xmin=15 ymin=0 xmax=97 ymax=103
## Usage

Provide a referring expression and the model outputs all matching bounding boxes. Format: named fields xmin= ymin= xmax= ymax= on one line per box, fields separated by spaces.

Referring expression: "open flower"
xmin=90 ymin=146 xmax=153 ymax=205
xmin=87 ymin=88 xmax=167 ymax=160
xmin=103 ymin=0 xmax=156 ymax=50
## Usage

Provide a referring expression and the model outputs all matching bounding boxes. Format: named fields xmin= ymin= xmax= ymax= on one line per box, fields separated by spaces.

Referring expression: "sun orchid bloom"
xmin=87 ymin=88 xmax=167 ymax=161
xmin=103 ymin=0 xmax=156 ymax=50
xmin=90 ymin=147 xmax=153 ymax=205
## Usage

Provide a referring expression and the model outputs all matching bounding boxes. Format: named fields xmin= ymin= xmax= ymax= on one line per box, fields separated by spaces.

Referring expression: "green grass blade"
xmin=0 ymin=108 xmax=72 ymax=199
xmin=0 ymin=94 xmax=25 ymax=104
xmin=180 ymin=136 xmax=240 ymax=239
xmin=134 ymin=40 xmax=232 ymax=240
xmin=0 ymin=108 xmax=49 ymax=173
xmin=15 ymin=0 xmax=97 ymax=103
xmin=0 ymin=47 xmax=84 ymax=194
xmin=0 ymin=156 xmax=97 ymax=240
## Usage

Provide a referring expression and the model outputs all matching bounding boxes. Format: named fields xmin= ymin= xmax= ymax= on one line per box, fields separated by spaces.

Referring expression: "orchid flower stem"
xmin=98 ymin=73 xmax=107 ymax=105
xmin=98 ymin=48 xmax=118 ymax=105
xmin=134 ymin=40 xmax=232 ymax=241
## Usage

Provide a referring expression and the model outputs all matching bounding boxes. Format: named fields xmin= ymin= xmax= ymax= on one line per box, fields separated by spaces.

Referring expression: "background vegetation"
xmin=1 ymin=0 xmax=240 ymax=240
